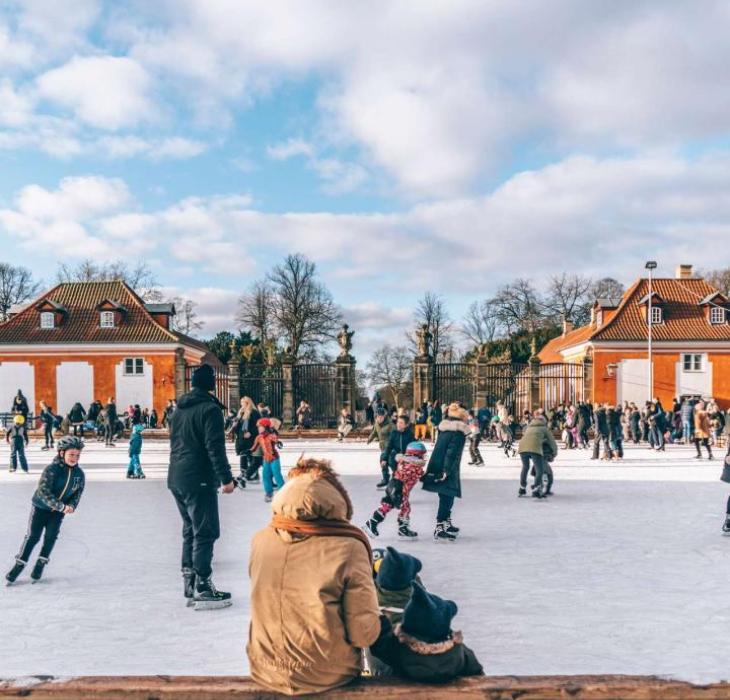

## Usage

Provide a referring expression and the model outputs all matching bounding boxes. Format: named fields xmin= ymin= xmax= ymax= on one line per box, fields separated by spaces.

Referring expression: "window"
xmin=650 ymin=306 xmax=663 ymax=324
xmin=100 ymin=311 xmax=115 ymax=328
xmin=124 ymin=358 xmax=144 ymax=376
xmin=40 ymin=312 xmax=54 ymax=329
xmin=682 ymin=353 xmax=703 ymax=372
xmin=710 ymin=306 xmax=726 ymax=324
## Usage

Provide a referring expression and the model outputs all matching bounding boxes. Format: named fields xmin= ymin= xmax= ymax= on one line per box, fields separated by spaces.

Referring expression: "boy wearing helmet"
xmin=5 ymin=436 xmax=86 ymax=584
xmin=6 ymin=414 xmax=29 ymax=473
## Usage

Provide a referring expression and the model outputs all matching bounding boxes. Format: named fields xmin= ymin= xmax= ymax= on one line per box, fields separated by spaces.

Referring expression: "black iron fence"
xmin=293 ymin=363 xmax=338 ymax=428
xmin=538 ymin=362 xmax=585 ymax=408
xmin=432 ymin=362 xmax=476 ymax=409
xmin=239 ymin=364 xmax=284 ymax=418
xmin=184 ymin=365 xmax=230 ymax=407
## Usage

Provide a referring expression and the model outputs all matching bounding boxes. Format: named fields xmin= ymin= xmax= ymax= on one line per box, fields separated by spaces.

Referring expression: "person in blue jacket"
xmin=5 ymin=436 xmax=86 ymax=584
xmin=127 ymin=423 xmax=146 ymax=479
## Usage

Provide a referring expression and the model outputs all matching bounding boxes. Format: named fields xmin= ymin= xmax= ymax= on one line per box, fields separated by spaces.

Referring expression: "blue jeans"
xmin=127 ymin=454 xmax=144 ymax=476
xmin=10 ymin=439 xmax=28 ymax=472
xmin=683 ymin=421 xmax=693 ymax=442
xmin=263 ymin=458 xmax=284 ymax=496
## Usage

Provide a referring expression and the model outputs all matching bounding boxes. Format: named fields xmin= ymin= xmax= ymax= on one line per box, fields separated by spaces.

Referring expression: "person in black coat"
xmin=422 ymin=403 xmax=470 ymax=542
xmin=167 ymin=364 xmax=235 ymax=609
xmin=11 ymin=391 xmax=29 ymax=420
xmin=380 ymin=415 xmax=415 ymax=488
xmin=576 ymin=401 xmax=592 ymax=449
xmin=231 ymin=396 xmax=261 ymax=483
xmin=68 ymin=402 xmax=86 ymax=436
xmin=591 ymin=403 xmax=612 ymax=460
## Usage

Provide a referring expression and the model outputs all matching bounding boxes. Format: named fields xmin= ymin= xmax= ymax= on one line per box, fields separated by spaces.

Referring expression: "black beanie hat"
xmin=402 ymin=581 xmax=458 ymax=643
xmin=191 ymin=364 xmax=216 ymax=392
xmin=377 ymin=546 xmax=422 ymax=592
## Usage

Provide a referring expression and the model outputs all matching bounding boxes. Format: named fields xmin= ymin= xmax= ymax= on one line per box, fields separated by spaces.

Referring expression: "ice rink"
xmin=2 ymin=438 xmax=730 ymax=682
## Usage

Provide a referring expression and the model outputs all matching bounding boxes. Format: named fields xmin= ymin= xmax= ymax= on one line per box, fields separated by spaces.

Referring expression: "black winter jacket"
xmin=594 ymin=408 xmax=609 ymax=436
xmin=422 ymin=419 xmax=468 ymax=499
xmin=383 ymin=426 xmax=415 ymax=469
xmin=167 ymin=388 xmax=233 ymax=491
xmin=32 ymin=457 xmax=85 ymax=512
xmin=232 ymin=410 xmax=261 ymax=455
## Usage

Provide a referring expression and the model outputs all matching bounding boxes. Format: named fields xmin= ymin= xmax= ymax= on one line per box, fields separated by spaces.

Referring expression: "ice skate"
xmin=363 ymin=511 xmax=384 ymax=539
xmin=444 ymin=519 xmax=460 ymax=537
xmin=264 ymin=493 xmax=273 ymax=503
xmin=723 ymin=516 xmax=730 ymax=535
xmin=30 ymin=557 xmax=48 ymax=583
xmin=375 ymin=478 xmax=388 ymax=489
xmin=5 ymin=558 xmax=25 ymax=585
xmin=433 ymin=522 xmax=456 ymax=543
xmin=397 ymin=519 xmax=418 ymax=539
xmin=234 ymin=474 xmax=247 ymax=490
xmin=193 ymin=577 xmax=232 ymax=611
xmin=518 ymin=487 xmax=527 ymax=497
xmin=182 ymin=567 xmax=196 ymax=607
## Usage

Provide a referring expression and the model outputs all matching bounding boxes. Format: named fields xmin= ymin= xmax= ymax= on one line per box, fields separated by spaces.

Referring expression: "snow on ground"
xmin=1 ymin=439 xmax=730 ymax=681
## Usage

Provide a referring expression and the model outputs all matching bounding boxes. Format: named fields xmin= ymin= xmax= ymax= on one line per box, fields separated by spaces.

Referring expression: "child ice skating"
xmin=364 ymin=441 xmax=427 ymax=539
xmin=6 ymin=414 xmax=29 ymax=473
xmin=127 ymin=423 xmax=146 ymax=479
xmin=5 ymin=436 xmax=86 ymax=585
xmin=251 ymin=418 xmax=284 ymax=502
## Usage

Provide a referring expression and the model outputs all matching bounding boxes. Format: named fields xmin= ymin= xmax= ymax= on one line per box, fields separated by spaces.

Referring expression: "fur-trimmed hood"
xmin=395 ymin=624 xmax=463 ymax=655
xmin=273 ymin=457 xmax=354 ymax=522
xmin=436 ymin=418 xmax=470 ymax=435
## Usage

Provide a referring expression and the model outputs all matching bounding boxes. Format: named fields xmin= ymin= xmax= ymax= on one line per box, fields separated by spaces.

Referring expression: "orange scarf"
xmin=270 ymin=515 xmax=373 ymax=564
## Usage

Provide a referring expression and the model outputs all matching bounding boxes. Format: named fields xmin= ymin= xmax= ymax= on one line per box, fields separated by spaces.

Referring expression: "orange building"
xmin=0 ymin=281 xmax=219 ymax=416
xmin=538 ymin=265 xmax=730 ymax=409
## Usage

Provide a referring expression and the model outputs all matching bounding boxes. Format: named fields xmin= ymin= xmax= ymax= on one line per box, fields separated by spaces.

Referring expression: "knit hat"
xmin=13 ymin=414 xmax=25 ymax=425
xmin=402 ymin=581 xmax=458 ymax=643
xmin=376 ymin=546 xmax=422 ymax=592
xmin=132 ymin=423 xmax=144 ymax=433
xmin=376 ymin=408 xmax=386 ymax=417
xmin=372 ymin=547 xmax=387 ymax=578
xmin=405 ymin=441 xmax=427 ymax=457
xmin=258 ymin=418 xmax=272 ymax=429
xmin=191 ymin=364 xmax=216 ymax=392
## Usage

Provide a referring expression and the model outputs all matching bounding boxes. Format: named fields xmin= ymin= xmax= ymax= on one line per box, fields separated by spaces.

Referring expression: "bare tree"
xmin=490 ymin=278 xmax=543 ymax=334
xmin=408 ymin=292 xmax=453 ymax=361
xmin=590 ymin=277 xmax=625 ymax=301
xmin=366 ymin=345 xmax=412 ymax=408
xmin=543 ymin=273 xmax=593 ymax=325
xmin=170 ymin=297 xmax=204 ymax=335
xmin=699 ymin=267 xmax=730 ymax=296
xmin=460 ymin=299 xmax=501 ymax=346
xmin=236 ymin=280 xmax=274 ymax=344
xmin=0 ymin=263 xmax=40 ymax=321
xmin=56 ymin=259 xmax=161 ymax=301
xmin=266 ymin=253 xmax=342 ymax=358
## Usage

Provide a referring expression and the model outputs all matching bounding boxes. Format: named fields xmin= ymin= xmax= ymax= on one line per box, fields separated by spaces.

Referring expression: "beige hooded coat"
xmin=247 ymin=462 xmax=382 ymax=696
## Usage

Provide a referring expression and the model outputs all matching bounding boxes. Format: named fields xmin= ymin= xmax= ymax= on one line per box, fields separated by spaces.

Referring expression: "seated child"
xmin=370 ymin=581 xmax=484 ymax=683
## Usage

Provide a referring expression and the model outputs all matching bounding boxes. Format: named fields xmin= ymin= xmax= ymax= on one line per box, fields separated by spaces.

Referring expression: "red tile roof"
xmin=0 ymin=280 xmax=184 ymax=346
xmin=538 ymin=324 xmax=596 ymax=363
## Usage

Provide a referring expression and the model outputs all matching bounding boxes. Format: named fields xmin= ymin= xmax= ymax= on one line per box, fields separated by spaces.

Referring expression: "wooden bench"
xmin=2 ymin=675 xmax=730 ymax=699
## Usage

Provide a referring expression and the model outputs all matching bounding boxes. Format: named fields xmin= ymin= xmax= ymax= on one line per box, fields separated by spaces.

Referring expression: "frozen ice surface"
xmin=1 ymin=439 xmax=729 ymax=681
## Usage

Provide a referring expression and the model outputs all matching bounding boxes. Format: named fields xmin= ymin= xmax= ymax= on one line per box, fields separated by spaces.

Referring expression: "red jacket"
xmin=252 ymin=432 xmax=280 ymax=462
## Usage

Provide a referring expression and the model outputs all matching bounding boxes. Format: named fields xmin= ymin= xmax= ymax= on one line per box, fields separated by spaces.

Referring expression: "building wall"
xmin=0 ymin=353 xmax=178 ymax=415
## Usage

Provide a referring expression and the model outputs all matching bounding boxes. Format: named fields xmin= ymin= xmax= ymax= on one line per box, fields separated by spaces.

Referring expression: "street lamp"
xmin=645 ymin=261 xmax=658 ymax=402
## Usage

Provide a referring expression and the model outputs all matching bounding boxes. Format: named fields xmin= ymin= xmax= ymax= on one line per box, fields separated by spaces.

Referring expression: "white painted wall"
xmin=676 ymin=355 xmax=713 ymax=398
xmin=0 ymin=362 xmax=35 ymax=415
xmin=617 ymin=359 xmax=651 ymax=406
xmin=57 ymin=362 xmax=94 ymax=416
xmin=115 ymin=359 xmax=153 ymax=411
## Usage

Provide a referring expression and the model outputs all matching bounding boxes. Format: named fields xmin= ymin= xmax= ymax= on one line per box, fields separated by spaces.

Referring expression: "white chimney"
xmin=676 ymin=264 xmax=693 ymax=279
xmin=562 ymin=316 xmax=574 ymax=336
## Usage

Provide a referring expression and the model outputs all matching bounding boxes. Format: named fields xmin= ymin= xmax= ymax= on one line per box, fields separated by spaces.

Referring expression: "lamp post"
xmin=645 ymin=261 xmax=658 ymax=402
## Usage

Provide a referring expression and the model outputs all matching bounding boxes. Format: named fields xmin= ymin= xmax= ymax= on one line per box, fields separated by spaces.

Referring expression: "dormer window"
xmin=710 ymin=306 xmax=726 ymax=325
xmin=650 ymin=307 xmax=663 ymax=324
xmin=100 ymin=311 xmax=115 ymax=328
xmin=40 ymin=312 xmax=55 ymax=329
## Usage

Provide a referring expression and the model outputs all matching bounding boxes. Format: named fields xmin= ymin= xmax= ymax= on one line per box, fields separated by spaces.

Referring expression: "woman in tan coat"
xmin=693 ymin=401 xmax=713 ymax=460
xmin=248 ymin=458 xmax=382 ymax=696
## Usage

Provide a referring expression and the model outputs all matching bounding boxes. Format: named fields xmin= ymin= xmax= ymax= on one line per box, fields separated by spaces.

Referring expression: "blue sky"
xmin=2 ymin=1 xmax=730 ymax=355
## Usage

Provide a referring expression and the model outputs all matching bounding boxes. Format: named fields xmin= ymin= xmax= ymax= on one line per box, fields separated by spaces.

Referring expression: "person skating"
xmin=168 ymin=364 xmax=235 ymax=611
xmin=364 ymin=441 xmax=427 ymax=539
xmin=367 ymin=409 xmax=394 ymax=487
xmin=127 ymin=423 xmax=146 ymax=479
xmin=104 ymin=397 xmax=118 ymax=447
xmin=608 ymin=404 xmax=624 ymax=460
xmin=467 ymin=411 xmax=484 ymax=466
xmin=6 ymin=436 xmax=86 ymax=585
xmin=422 ymin=403 xmax=469 ymax=542
xmin=722 ymin=453 xmax=730 ymax=534
xmin=231 ymin=396 xmax=260 ymax=485
xmin=518 ymin=409 xmax=558 ymax=498
xmin=39 ymin=401 xmax=55 ymax=450
xmin=11 ymin=390 xmax=29 ymax=420
xmin=380 ymin=415 xmax=415 ymax=489
xmin=694 ymin=401 xmax=714 ymax=460
xmin=591 ymin=403 xmax=613 ymax=460
xmin=337 ymin=407 xmax=355 ymax=442
xmin=251 ymin=418 xmax=284 ymax=502
xmin=7 ymin=414 xmax=30 ymax=473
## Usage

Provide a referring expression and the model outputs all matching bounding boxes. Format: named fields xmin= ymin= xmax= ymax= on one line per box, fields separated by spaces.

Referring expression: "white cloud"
xmin=0 ymin=80 xmax=34 ymax=127
xmin=95 ymin=135 xmax=207 ymax=160
xmin=267 ymin=138 xmax=315 ymax=160
xmin=36 ymin=55 xmax=155 ymax=130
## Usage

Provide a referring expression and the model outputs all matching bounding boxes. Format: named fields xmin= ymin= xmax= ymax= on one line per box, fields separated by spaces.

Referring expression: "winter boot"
xmin=433 ymin=522 xmax=457 ymax=543
xmin=723 ymin=516 xmax=730 ymax=535
xmin=397 ymin=519 xmax=418 ymax=539
xmin=532 ymin=486 xmax=545 ymax=499
xmin=445 ymin=519 xmax=460 ymax=536
xmin=182 ymin=567 xmax=196 ymax=607
xmin=708 ymin=448 xmax=714 ymax=461
xmin=518 ymin=487 xmax=527 ymax=497
xmin=363 ymin=510 xmax=385 ymax=538
xmin=234 ymin=473 xmax=247 ymax=490
xmin=5 ymin=558 xmax=26 ymax=585
xmin=193 ymin=577 xmax=232 ymax=611
xmin=30 ymin=557 xmax=48 ymax=583
xmin=376 ymin=477 xmax=389 ymax=489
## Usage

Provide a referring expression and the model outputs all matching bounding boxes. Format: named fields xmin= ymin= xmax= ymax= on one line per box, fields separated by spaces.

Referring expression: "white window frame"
xmin=650 ymin=306 xmax=663 ymax=324
xmin=124 ymin=358 xmax=145 ymax=376
xmin=100 ymin=311 xmax=116 ymax=328
xmin=40 ymin=312 xmax=55 ymax=329
xmin=682 ymin=353 xmax=703 ymax=373
xmin=710 ymin=306 xmax=726 ymax=324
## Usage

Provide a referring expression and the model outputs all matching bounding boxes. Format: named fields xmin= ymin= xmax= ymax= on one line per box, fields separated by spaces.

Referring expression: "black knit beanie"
xmin=191 ymin=364 xmax=216 ymax=392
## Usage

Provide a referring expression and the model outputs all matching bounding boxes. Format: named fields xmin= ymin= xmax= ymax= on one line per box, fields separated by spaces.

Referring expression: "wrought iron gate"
xmin=432 ymin=363 xmax=476 ymax=408
xmin=184 ymin=364 xmax=229 ymax=406
xmin=293 ymin=363 xmax=338 ymax=428
xmin=538 ymin=362 xmax=584 ymax=408
xmin=239 ymin=364 xmax=284 ymax=418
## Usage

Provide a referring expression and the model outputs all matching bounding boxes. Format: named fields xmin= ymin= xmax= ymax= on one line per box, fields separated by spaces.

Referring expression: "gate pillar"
xmin=282 ymin=352 xmax=295 ymax=427
xmin=227 ymin=341 xmax=241 ymax=412
xmin=174 ymin=347 xmax=186 ymax=399
xmin=529 ymin=351 xmax=541 ymax=411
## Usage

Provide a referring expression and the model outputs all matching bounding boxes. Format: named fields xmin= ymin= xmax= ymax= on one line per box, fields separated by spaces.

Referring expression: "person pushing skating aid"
xmin=5 ymin=436 xmax=86 ymax=585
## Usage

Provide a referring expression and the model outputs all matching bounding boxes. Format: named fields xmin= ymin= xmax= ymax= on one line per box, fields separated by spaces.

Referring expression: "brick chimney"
xmin=676 ymin=264 xmax=693 ymax=279
xmin=562 ymin=316 xmax=574 ymax=336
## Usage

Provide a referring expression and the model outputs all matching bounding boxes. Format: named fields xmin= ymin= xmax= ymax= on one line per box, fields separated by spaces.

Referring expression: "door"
xmin=617 ymin=359 xmax=650 ymax=406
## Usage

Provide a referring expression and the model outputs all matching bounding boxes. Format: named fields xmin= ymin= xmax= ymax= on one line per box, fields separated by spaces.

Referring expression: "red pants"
xmin=378 ymin=462 xmax=423 ymax=520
